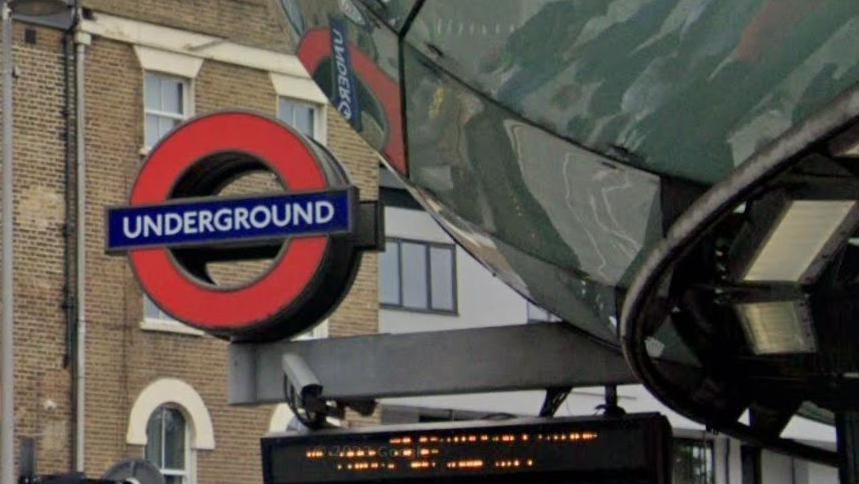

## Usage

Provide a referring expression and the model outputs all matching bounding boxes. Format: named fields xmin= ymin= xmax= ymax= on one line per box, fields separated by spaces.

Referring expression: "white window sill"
xmin=140 ymin=318 xmax=205 ymax=336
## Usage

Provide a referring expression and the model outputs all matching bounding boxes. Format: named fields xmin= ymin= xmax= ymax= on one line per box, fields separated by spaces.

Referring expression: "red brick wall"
xmin=4 ymin=3 xmax=380 ymax=479
xmin=5 ymin=24 xmax=74 ymax=474
xmin=81 ymin=36 xmax=380 ymax=483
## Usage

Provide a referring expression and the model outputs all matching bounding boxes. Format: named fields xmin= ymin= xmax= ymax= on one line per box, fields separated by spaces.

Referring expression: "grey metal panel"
xmin=229 ymin=342 xmax=257 ymax=404
xmin=229 ymin=323 xmax=636 ymax=405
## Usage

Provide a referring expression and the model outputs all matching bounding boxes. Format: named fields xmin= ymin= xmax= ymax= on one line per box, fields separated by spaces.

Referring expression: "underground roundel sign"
xmin=106 ymin=112 xmax=377 ymax=342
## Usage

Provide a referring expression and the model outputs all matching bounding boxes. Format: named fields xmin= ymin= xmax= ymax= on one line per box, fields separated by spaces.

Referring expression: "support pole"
xmin=837 ymin=411 xmax=859 ymax=484
xmin=1 ymin=1 xmax=14 ymax=481
xmin=599 ymin=385 xmax=626 ymax=417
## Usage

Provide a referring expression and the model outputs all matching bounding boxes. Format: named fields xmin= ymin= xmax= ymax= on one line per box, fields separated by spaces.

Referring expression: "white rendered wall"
xmin=380 ymin=207 xmax=527 ymax=333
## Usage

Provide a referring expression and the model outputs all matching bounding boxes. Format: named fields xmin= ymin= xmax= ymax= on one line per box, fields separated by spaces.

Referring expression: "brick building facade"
xmin=3 ymin=1 xmax=379 ymax=481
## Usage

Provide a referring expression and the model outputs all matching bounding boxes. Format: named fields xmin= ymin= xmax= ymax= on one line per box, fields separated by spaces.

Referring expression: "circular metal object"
xmin=128 ymin=112 xmax=361 ymax=341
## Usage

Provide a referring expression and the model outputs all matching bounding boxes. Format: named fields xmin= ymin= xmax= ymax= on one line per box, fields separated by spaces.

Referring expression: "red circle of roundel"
xmin=128 ymin=112 xmax=329 ymax=332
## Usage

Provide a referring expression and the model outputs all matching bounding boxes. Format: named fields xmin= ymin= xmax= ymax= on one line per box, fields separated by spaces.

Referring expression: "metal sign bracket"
xmin=229 ymin=323 xmax=636 ymax=423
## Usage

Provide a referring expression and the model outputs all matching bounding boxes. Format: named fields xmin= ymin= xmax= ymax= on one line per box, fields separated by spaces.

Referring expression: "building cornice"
xmin=81 ymin=12 xmax=309 ymax=79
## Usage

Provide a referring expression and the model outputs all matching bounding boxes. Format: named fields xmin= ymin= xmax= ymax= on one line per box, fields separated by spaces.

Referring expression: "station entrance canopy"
xmin=282 ymin=0 xmax=859 ymax=466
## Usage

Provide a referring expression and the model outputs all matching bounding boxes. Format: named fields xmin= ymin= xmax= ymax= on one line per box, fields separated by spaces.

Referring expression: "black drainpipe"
xmin=61 ymin=1 xmax=81 ymax=471
xmin=61 ymin=4 xmax=78 ymax=370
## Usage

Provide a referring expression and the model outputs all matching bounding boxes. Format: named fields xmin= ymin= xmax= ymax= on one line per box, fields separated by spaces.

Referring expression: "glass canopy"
xmin=283 ymin=0 xmax=859 ymax=460
xmin=284 ymin=0 xmax=859 ymax=344
xmin=405 ymin=0 xmax=859 ymax=184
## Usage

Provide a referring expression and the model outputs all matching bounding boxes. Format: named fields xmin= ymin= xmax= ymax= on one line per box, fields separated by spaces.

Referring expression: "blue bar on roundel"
xmin=106 ymin=188 xmax=354 ymax=252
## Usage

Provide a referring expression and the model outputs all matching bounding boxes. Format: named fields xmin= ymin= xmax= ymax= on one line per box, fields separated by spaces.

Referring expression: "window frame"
xmin=381 ymin=237 xmax=458 ymax=315
xmin=275 ymin=95 xmax=328 ymax=340
xmin=139 ymin=71 xmax=198 ymax=336
xmin=277 ymin=96 xmax=327 ymax=144
xmin=142 ymin=71 xmax=193 ymax=153
xmin=146 ymin=405 xmax=195 ymax=484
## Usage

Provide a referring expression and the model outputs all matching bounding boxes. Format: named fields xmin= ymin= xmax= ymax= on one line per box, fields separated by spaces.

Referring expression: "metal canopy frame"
xmin=228 ymin=322 xmax=636 ymax=406
xmin=620 ymin=78 xmax=859 ymax=469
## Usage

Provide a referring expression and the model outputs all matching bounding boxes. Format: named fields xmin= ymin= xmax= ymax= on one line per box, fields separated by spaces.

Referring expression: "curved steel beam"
xmin=620 ymin=81 xmax=859 ymax=466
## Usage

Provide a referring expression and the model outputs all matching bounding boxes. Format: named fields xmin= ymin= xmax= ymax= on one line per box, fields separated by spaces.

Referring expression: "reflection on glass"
xmin=401 ymin=242 xmax=428 ymax=309
xmin=526 ymin=302 xmax=560 ymax=323
xmin=673 ymin=439 xmax=714 ymax=484
xmin=407 ymin=0 xmax=859 ymax=183
xmin=359 ymin=0 xmax=419 ymax=31
xmin=290 ymin=0 xmax=859 ymax=346
xmin=144 ymin=73 xmax=187 ymax=147
xmin=145 ymin=295 xmax=175 ymax=322
xmin=415 ymin=188 xmax=620 ymax=341
xmin=298 ymin=108 xmax=315 ymax=137
xmin=429 ymin=246 xmax=454 ymax=311
xmin=144 ymin=115 xmax=160 ymax=148
xmin=158 ymin=117 xmax=179 ymax=140
xmin=162 ymin=78 xmax=182 ymax=115
xmin=380 ymin=241 xmax=401 ymax=305
xmin=403 ymin=44 xmax=661 ymax=287
xmin=402 ymin=41 xmax=661 ymax=339
xmin=280 ymin=0 xmax=306 ymax=35
xmin=290 ymin=0 xmax=406 ymax=172
xmin=144 ymin=73 xmax=160 ymax=110
xmin=279 ymin=98 xmax=317 ymax=139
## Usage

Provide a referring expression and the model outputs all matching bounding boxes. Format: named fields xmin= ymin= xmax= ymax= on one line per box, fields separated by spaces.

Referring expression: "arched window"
xmin=127 ymin=379 xmax=213 ymax=484
xmin=126 ymin=378 xmax=215 ymax=450
xmin=146 ymin=405 xmax=190 ymax=484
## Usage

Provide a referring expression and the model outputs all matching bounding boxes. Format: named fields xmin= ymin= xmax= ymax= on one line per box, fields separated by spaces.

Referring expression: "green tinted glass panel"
xmin=407 ymin=0 xmax=859 ymax=183
xmin=403 ymin=46 xmax=662 ymax=287
xmin=429 ymin=246 xmax=455 ymax=311
xmin=290 ymin=0 xmax=405 ymax=169
xmin=403 ymin=45 xmax=660 ymax=339
xmin=401 ymin=241 xmax=429 ymax=309
xmin=359 ymin=0 xmax=419 ymax=31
